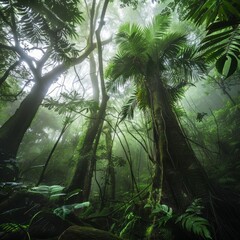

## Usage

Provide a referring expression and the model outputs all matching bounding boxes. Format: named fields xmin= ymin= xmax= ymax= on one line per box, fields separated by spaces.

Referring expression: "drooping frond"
xmin=120 ymin=92 xmax=138 ymax=121
xmin=166 ymin=45 xmax=206 ymax=83
xmin=120 ymin=82 xmax=149 ymax=122
xmin=105 ymin=48 xmax=146 ymax=93
xmin=200 ymin=25 xmax=240 ymax=77
xmin=179 ymin=46 xmax=206 ymax=81
xmin=167 ymin=81 xmax=192 ymax=103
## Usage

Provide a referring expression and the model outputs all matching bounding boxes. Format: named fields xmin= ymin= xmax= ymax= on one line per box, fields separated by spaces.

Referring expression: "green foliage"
xmin=119 ymin=211 xmax=140 ymax=238
xmin=185 ymin=0 xmax=240 ymax=27
xmin=144 ymin=199 xmax=212 ymax=240
xmin=43 ymin=91 xmax=98 ymax=115
xmin=120 ymin=92 xmax=138 ymax=121
xmin=0 ymin=223 xmax=30 ymax=240
xmin=0 ymin=223 xmax=28 ymax=233
xmin=114 ymin=199 xmax=211 ymax=239
xmin=114 ymin=203 xmax=142 ymax=239
xmin=0 ymin=78 xmax=21 ymax=101
xmin=53 ymin=201 xmax=90 ymax=220
xmin=29 ymin=185 xmax=65 ymax=200
xmin=194 ymin=96 xmax=240 ymax=190
xmin=144 ymin=202 xmax=173 ymax=238
xmin=185 ymin=0 xmax=240 ymax=77
xmin=176 ymin=199 xmax=212 ymax=239
xmin=106 ymin=14 xmax=206 ymax=121
xmin=118 ymin=0 xmax=147 ymax=9
xmin=200 ymin=24 xmax=240 ymax=78
xmin=0 ymin=0 xmax=84 ymax=63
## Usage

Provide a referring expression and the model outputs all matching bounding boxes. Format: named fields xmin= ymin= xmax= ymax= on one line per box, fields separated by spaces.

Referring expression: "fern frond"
xmin=176 ymin=213 xmax=212 ymax=239
xmin=176 ymin=199 xmax=212 ymax=239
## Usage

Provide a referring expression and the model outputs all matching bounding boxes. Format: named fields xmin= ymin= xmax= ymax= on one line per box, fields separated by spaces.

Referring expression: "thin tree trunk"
xmin=66 ymin=0 xmax=110 ymax=201
xmin=101 ymin=124 xmax=115 ymax=209
xmin=84 ymin=95 xmax=109 ymax=200
xmin=36 ymin=117 xmax=70 ymax=186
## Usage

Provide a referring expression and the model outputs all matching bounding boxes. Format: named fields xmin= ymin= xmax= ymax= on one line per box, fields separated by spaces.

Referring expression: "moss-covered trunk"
xmin=147 ymin=75 xmax=210 ymax=209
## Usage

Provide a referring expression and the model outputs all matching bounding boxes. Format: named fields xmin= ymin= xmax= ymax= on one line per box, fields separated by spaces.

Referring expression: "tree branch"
xmin=0 ymin=60 xmax=21 ymax=86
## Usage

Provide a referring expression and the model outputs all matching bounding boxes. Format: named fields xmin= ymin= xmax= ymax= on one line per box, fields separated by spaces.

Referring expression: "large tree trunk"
xmin=0 ymin=43 xmax=98 ymax=162
xmin=0 ymin=80 xmax=52 ymax=162
xmin=147 ymin=75 xmax=211 ymax=209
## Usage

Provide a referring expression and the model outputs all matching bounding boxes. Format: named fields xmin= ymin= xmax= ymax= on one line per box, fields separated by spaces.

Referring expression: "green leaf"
xmin=226 ymin=54 xmax=238 ymax=77
xmin=216 ymin=54 xmax=228 ymax=74
xmin=206 ymin=47 xmax=226 ymax=61
xmin=0 ymin=223 xmax=28 ymax=233
xmin=145 ymin=225 xmax=154 ymax=237
xmin=202 ymin=29 xmax=233 ymax=44
xmin=207 ymin=21 xmax=236 ymax=33
xmin=176 ymin=199 xmax=212 ymax=239
xmin=222 ymin=1 xmax=240 ymax=18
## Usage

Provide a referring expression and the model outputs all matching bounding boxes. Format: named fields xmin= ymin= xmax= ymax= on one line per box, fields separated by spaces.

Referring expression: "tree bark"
xmin=101 ymin=123 xmax=115 ymax=208
xmin=0 ymin=22 xmax=109 ymax=161
xmin=0 ymin=80 xmax=51 ymax=162
xmin=147 ymin=75 xmax=211 ymax=209
xmin=66 ymin=0 xmax=110 ymax=201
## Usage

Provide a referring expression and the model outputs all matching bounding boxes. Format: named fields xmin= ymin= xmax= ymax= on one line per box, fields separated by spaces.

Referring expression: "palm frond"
xmin=0 ymin=223 xmax=28 ymax=233
xmin=159 ymin=33 xmax=187 ymax=60
xmin=116 ymin=23 xmax=148 ymax=63
xmin=105 ymin=49 xmax=145 ymax=93
xmin=185 ymin=0 xmax=239 ymax=26
xmin=164 ymin=45 xmax=206 ymax=84
xmin=116 ymin=23 xmax=144 ymax=43
xmin=120 ymin=93 xmax=138 ymax=121
xmin=200 ymin=25 xmax=240 ymax=77
xmin=143 ymin=14 xmax=171 ymax=43
xmin=178 ymin=46 xmax=206 ymax=81
xmin=167 ymin=82 xmax=188 ymax=103
xmin=185 ymin=0 xmax=240 ymax=77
